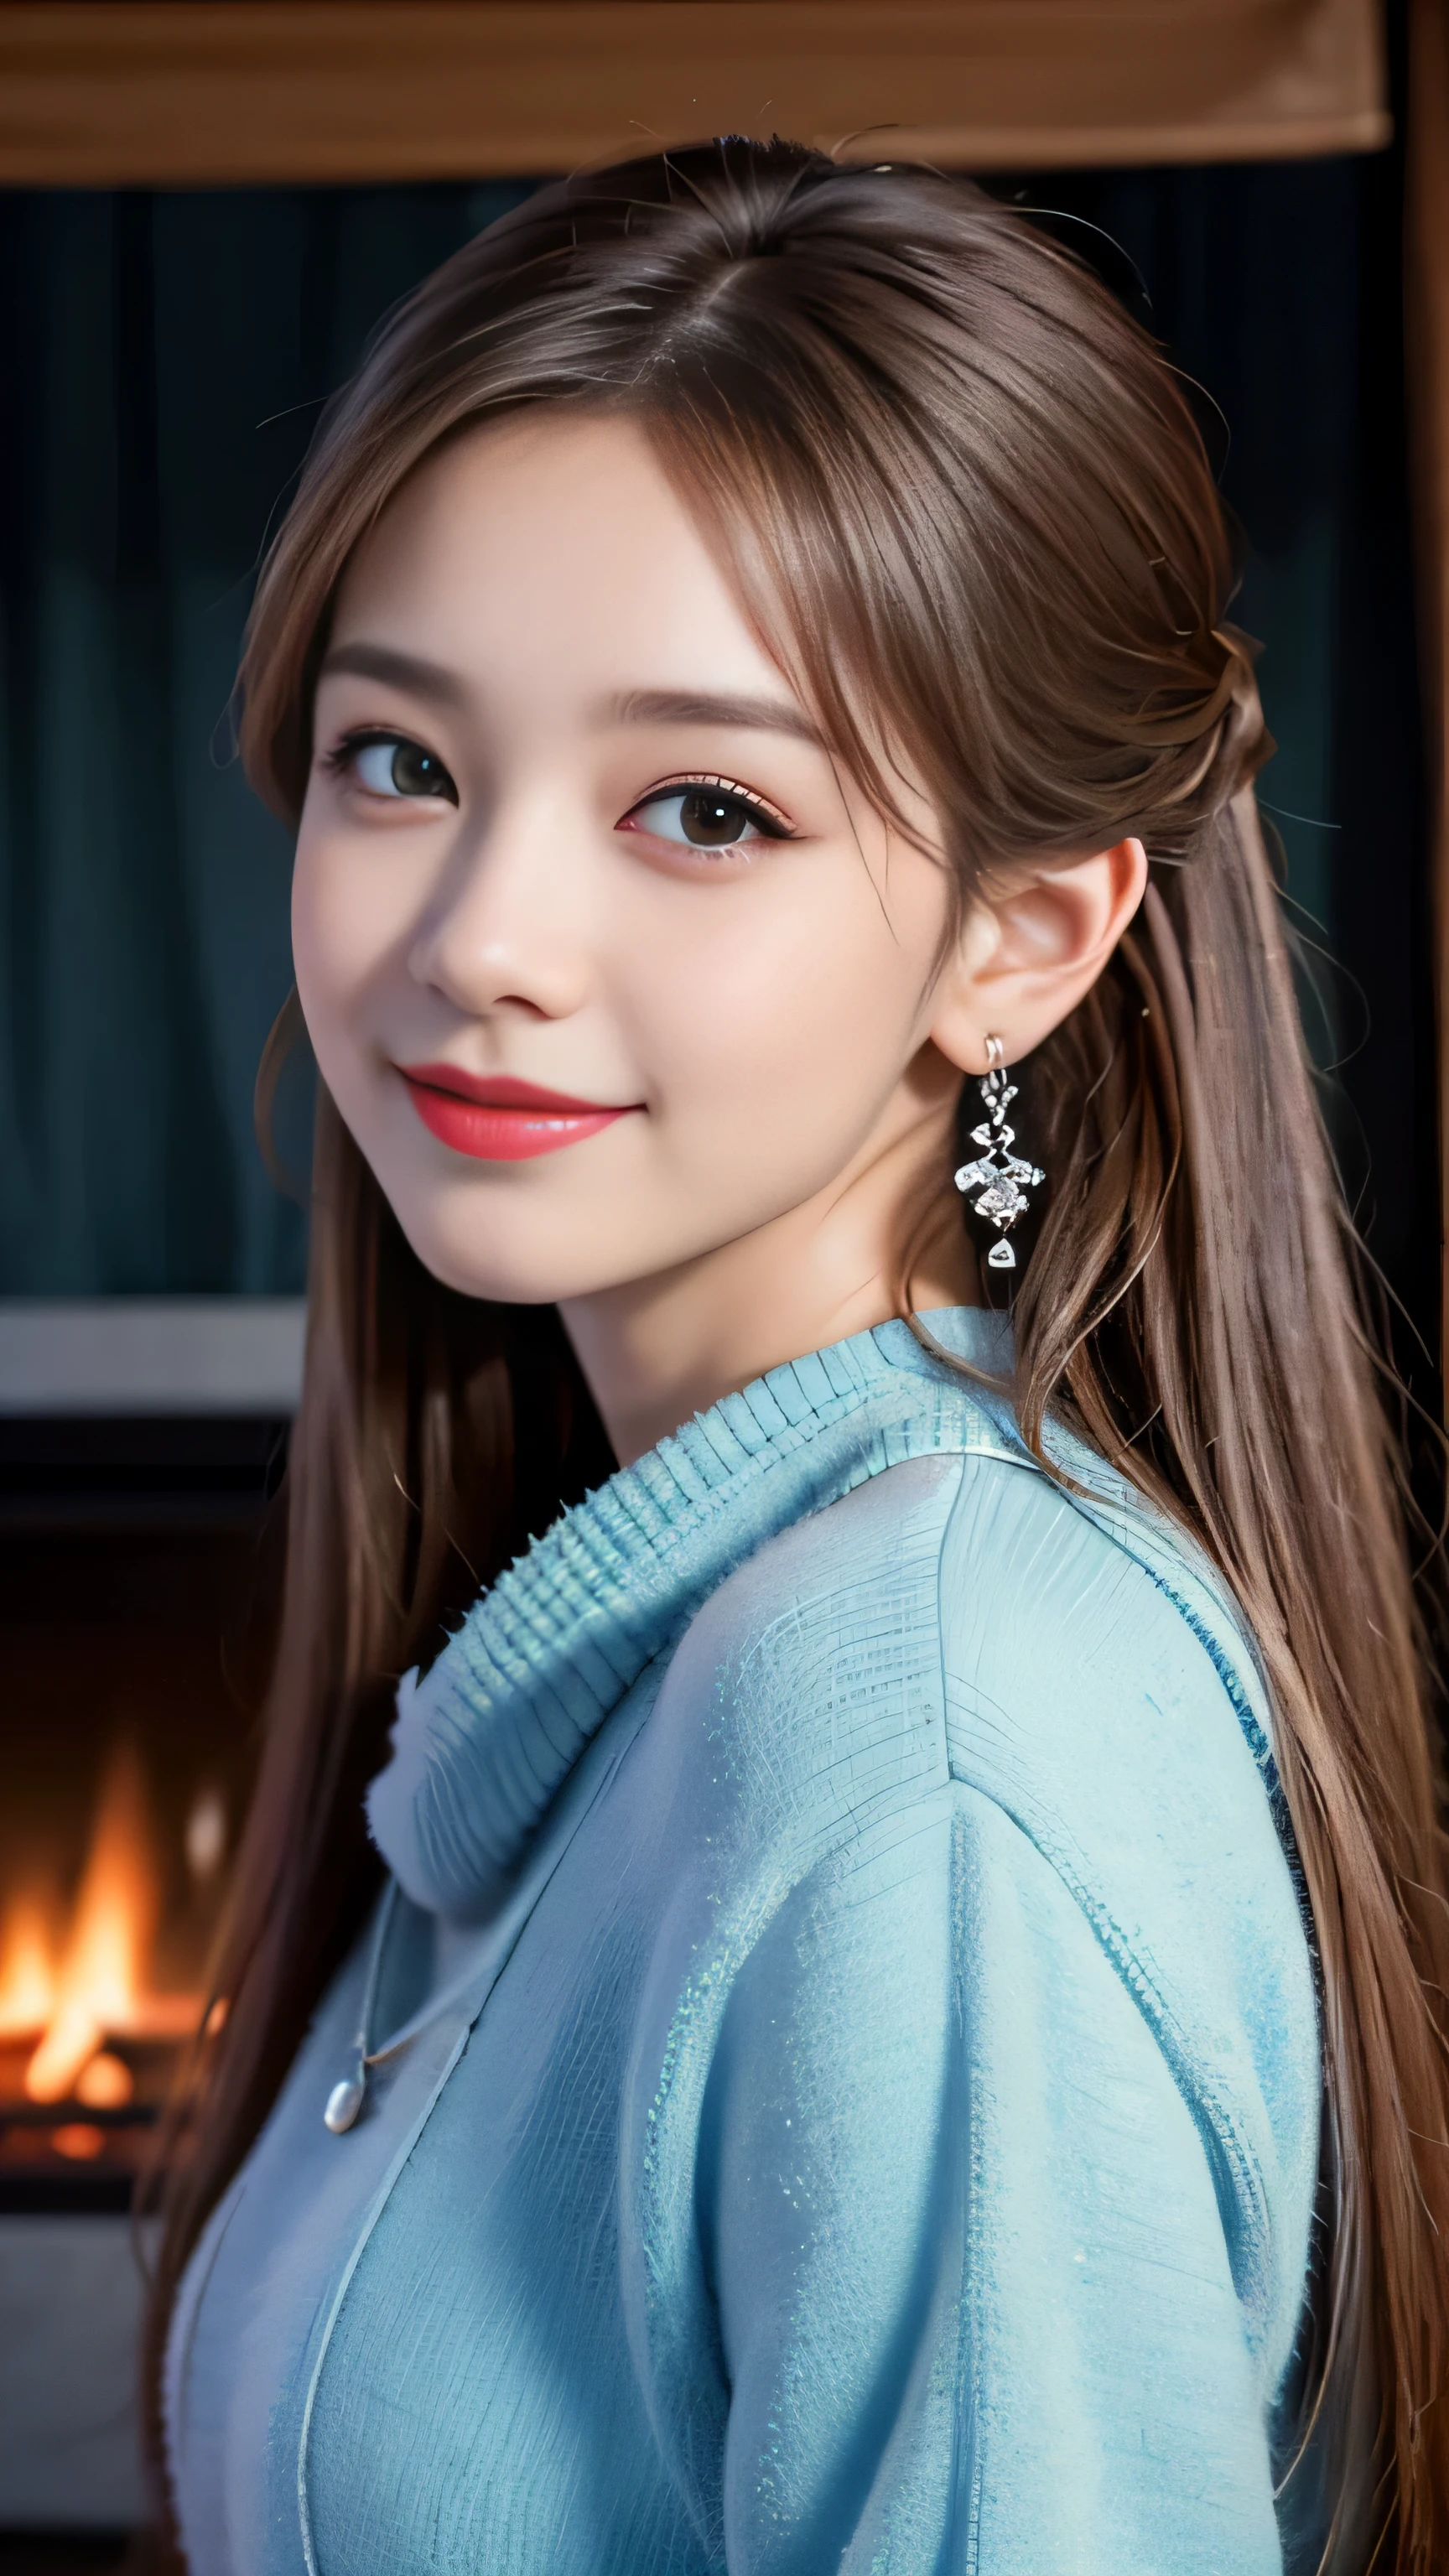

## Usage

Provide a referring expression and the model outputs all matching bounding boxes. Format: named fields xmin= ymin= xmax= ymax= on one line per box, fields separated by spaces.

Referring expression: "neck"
xmin=558 ymin=1084 xmax=977 ymax=1465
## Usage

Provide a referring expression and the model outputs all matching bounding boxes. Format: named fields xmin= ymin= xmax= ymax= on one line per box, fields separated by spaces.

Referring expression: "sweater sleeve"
xmin=693 ymin=1778 xmax=1289 ymax=2576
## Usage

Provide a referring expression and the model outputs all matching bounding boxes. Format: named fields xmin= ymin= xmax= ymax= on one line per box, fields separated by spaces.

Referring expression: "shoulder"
xmin=651 ymin=1448 xmax=966 ymax=1838
xmin=937 ymin=1451 xmax=1320 ymax=2350
xmin=642 ymin=1439 xmax=1318 ymax=2384
xmin=935 ymin=1450 xmax=1315 ymax=2076
xmin=652 ymin=1437 xmax=1316 ymax=2105
xmin=648 ymin=1431 xmax=1313 ymax=2022
xmin=657 ymin=1432 xmax=1281 ymax=1849
xmin=933 ymin=1447 xmax=1302 ymax=1970
xmin=937 ymin=1442 xmax=1279 ymax=1821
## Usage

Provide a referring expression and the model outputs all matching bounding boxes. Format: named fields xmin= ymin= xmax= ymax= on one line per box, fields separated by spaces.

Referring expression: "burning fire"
xmin=0 ymin=1889 xmax=55 ymax=2037
xmin=0 ymin=1742 xmax=208 ymax=2103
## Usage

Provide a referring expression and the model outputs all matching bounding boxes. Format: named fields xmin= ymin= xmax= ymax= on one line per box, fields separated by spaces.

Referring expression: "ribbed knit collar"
xmin=366 ymin=1307 xmax=1020 ymax=1917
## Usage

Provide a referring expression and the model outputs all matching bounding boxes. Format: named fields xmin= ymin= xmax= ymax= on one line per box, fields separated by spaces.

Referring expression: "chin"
xmin=398 ymin=1233 xmax=584 ymax=1307
xmin=386 ymin=1198 xmax=632 ymax=1308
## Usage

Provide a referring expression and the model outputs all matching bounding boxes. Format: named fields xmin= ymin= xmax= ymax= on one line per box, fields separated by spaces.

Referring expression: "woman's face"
xmin=293 ymin=411 xmax=963 ymax=1309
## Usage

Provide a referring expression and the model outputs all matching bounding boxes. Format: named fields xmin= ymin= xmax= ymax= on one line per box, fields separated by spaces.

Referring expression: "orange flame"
xmin=0 ymin=1888 xmax=58 ymax=2037
xmin=0 ymin=1742 xmax=205 ymax=2105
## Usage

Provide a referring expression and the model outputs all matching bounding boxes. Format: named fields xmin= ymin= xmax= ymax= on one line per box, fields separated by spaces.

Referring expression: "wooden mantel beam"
xmin=0 ymin=0 xmax=1389 ymax=190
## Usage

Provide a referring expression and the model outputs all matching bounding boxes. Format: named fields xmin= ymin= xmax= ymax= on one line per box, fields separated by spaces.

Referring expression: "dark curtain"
xmin=0 ymin=180 xmax=530 ymax=1296
xmin=1003 ymin=146 xmax=1433 ymax=1379
xmin=0 ymin=158 xmax=1433 ymax=1391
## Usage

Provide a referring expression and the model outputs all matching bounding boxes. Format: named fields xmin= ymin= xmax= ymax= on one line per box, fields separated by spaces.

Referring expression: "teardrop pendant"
xmin=324 ymin=2075 xmax=366 ymax=2135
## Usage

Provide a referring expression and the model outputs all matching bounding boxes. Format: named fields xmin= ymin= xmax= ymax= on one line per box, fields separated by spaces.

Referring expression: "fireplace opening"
xmin=0 ymin=1736 xmax=227 ymax=2205
xmin=1 ymin=1403 xmax=286 ymax=2221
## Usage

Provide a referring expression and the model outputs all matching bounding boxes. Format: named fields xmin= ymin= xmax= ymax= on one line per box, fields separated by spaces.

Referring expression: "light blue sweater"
xmin=166 ymin=1309 xmax=1320 ymax=2575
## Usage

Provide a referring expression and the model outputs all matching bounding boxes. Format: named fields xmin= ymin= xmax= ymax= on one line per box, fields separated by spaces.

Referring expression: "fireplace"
xmin=0 ymin=1301 xmax=302 ymax=2534
xmin=0 ymin=1734 xmax=224 ymax=2211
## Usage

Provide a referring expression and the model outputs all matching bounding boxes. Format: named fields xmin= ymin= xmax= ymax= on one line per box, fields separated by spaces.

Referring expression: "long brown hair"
xmin=143 ymin=142 xmax=1449 ymax=2572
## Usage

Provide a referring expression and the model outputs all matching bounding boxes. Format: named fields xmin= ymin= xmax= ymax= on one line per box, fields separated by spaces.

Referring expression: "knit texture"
xmin=169 ymin=1309 xmax=1320 ymax=2576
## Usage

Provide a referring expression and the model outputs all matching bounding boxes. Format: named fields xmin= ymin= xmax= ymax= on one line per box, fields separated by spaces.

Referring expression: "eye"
xmin=621 ymin=781 xmax=792 ymax=850
xmin=340 ymin=733 xmax=458 ymax=804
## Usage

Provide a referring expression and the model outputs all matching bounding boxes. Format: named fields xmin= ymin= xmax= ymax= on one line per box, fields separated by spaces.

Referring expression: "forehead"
xmin=327 ymin=409 xmax=792 ymax=709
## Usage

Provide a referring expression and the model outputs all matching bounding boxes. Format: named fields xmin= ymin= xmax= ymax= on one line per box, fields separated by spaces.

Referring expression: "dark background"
xmin=0 ymin=143 xmax=1435 ymax=1396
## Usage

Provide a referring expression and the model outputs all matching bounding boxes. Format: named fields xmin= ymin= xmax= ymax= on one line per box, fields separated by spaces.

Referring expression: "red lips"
xmin=398 ymin=1064 xmax=638 ymax=1161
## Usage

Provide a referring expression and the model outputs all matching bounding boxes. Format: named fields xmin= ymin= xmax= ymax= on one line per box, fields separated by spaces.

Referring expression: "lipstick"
xmin=398 ymin=1064 xmax=638 ymax=1161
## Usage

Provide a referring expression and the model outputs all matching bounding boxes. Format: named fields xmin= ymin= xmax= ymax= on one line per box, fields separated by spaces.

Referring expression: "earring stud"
xmin=953 ymin=1035 xmax=1043 ymax=1270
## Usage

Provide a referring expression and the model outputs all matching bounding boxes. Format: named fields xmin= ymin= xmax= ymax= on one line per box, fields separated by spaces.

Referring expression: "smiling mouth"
xmin=397 ymin=1064 xmax=641 ymax=1162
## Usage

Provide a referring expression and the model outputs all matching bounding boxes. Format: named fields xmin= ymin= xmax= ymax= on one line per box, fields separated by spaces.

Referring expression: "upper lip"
xmin=398 ymin=1063 xmax=633 ymax=1115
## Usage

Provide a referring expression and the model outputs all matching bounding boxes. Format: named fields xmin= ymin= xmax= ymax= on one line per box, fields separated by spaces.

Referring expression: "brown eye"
xmin=678 ymin=788 xmax=753 ymax=845
xmin=625 ymin=786 xmax=790 ymax=849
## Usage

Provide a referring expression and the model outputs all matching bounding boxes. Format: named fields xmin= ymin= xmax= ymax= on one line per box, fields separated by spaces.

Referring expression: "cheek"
xmin=630 ymin=867 xmax=939 ymax=1124
xmin=291 ymin=824 xmax=404 ymax=1052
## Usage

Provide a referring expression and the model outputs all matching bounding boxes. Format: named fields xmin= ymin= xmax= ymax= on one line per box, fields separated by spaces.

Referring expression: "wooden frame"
xmin=1408 ymin=0 xmax=1449 ymax=1381
xmin=0 ymin=0 xmax=1388 ymax=190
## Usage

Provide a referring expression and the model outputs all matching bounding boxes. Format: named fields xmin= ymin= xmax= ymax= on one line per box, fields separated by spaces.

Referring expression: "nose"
xmin=408 ymin=791 xmax=594 ymax=1023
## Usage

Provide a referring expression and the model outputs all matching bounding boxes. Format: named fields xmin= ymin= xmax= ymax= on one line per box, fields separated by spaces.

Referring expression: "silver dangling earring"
xmin=953 ymin=1035 xmax=1043 ymax=1271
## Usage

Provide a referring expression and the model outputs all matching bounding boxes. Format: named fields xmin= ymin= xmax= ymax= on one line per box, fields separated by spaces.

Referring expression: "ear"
xmin=928 ymin=838 xmax=1148 ymax=1077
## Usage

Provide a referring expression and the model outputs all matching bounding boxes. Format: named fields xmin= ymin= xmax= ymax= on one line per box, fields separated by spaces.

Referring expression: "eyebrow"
xmin=317 ymin=641 xmax=469 ymax=709
xmin=607 ymin=688 xmax=823 ymax=744
xmin=316 ymin=652 xmax=823 ymax=745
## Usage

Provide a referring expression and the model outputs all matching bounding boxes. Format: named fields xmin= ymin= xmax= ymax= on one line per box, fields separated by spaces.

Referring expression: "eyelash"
xmin=324 ymin=726 xmax=414 ymax=776
xmin=631 ymin=773 xmax=796 ymax=837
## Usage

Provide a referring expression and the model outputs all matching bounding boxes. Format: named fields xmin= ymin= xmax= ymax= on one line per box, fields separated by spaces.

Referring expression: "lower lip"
xmin=402 ymin=1079 xmax=630 ymax=1162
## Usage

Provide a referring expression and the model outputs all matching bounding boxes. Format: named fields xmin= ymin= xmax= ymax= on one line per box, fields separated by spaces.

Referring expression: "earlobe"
xmin=927 ymin=835 xmax=1147 ymax=1074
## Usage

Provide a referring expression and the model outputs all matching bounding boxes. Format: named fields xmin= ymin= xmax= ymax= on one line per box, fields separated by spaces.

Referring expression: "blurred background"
xmin=0 ymin=154 xmax=1431 ymax=1307
xmin=0 ymin=0 xmax=1444 ymax=2563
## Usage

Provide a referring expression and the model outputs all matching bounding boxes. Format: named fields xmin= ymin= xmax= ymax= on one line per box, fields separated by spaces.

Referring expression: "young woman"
xmin=148 ymin=141 xmax=1449 ymax=2574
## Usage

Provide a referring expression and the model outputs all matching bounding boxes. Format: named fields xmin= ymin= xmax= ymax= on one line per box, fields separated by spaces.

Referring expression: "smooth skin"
xmin=293 ymin=412 xmax=1145 ymax=1464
